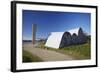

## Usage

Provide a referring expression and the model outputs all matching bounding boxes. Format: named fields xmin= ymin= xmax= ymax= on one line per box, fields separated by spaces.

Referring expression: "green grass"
xmin=47 ymin=43 xmax=91 ymax=60
xmin=37 ymin=41 xmax=91 ymax=60
xmin=23 ymin=50 xmax=43 ymax=63
xmin=35 ymin=37 xmax=91 ymax=60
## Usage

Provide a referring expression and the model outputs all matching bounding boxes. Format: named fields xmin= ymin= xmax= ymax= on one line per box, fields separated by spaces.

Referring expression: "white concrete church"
xmin=45 ymin=27 xmax=87 ymax=49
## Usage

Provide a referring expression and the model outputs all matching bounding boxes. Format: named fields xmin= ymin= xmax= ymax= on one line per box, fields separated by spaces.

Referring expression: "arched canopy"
xmin=45 ymin=31 xmax=72 ymax=48
xmin=60 ymin=32 xmax=72 ymax=48
xmin=45 ymin=27 xmax=85 ymax=49
xmin=45 ymin=32 xmax=65 ymax=48
xmin=68 ymin=27 xmax=83 ymax=36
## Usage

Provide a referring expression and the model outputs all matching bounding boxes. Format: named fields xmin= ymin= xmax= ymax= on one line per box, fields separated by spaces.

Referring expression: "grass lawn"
xmin=23 ymin=50 xmax=43 ymax=63
xmin=37 ymin=41 xmax=91 ymax=60
xmin=47 ymin=42 xmax=91 ymax=60
xmin=35 ymin=36 xmax=91 ymax=60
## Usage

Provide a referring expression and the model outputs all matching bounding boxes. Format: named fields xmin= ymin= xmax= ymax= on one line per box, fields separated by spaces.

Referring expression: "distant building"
xmin=45 ymin=27 xmax=87 ymax=49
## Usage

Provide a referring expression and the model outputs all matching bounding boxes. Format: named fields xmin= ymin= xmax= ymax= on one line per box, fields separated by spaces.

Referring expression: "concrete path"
xmin=23 ymin=43 xmax=74 ymax=61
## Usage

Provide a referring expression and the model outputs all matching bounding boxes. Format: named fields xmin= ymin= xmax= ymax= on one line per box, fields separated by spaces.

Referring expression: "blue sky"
xmin=22 ymin=10 xmax=91 ymax=40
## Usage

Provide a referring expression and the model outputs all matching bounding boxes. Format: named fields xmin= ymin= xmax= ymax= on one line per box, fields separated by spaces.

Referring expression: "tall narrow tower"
xmin=32 ymin=24 xmax=37 ymax=45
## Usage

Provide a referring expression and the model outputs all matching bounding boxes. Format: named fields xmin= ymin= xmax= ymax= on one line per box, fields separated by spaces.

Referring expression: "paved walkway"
xmin=23 ymin=43 xmax=74 ymax=61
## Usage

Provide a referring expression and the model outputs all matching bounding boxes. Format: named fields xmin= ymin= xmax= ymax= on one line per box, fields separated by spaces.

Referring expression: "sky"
xmin=22 ymin=10 xmax=91 ymax=40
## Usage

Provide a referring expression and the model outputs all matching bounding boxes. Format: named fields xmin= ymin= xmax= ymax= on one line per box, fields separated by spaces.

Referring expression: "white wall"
xmin=0 ymin=0 xmax=99 ymax=73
